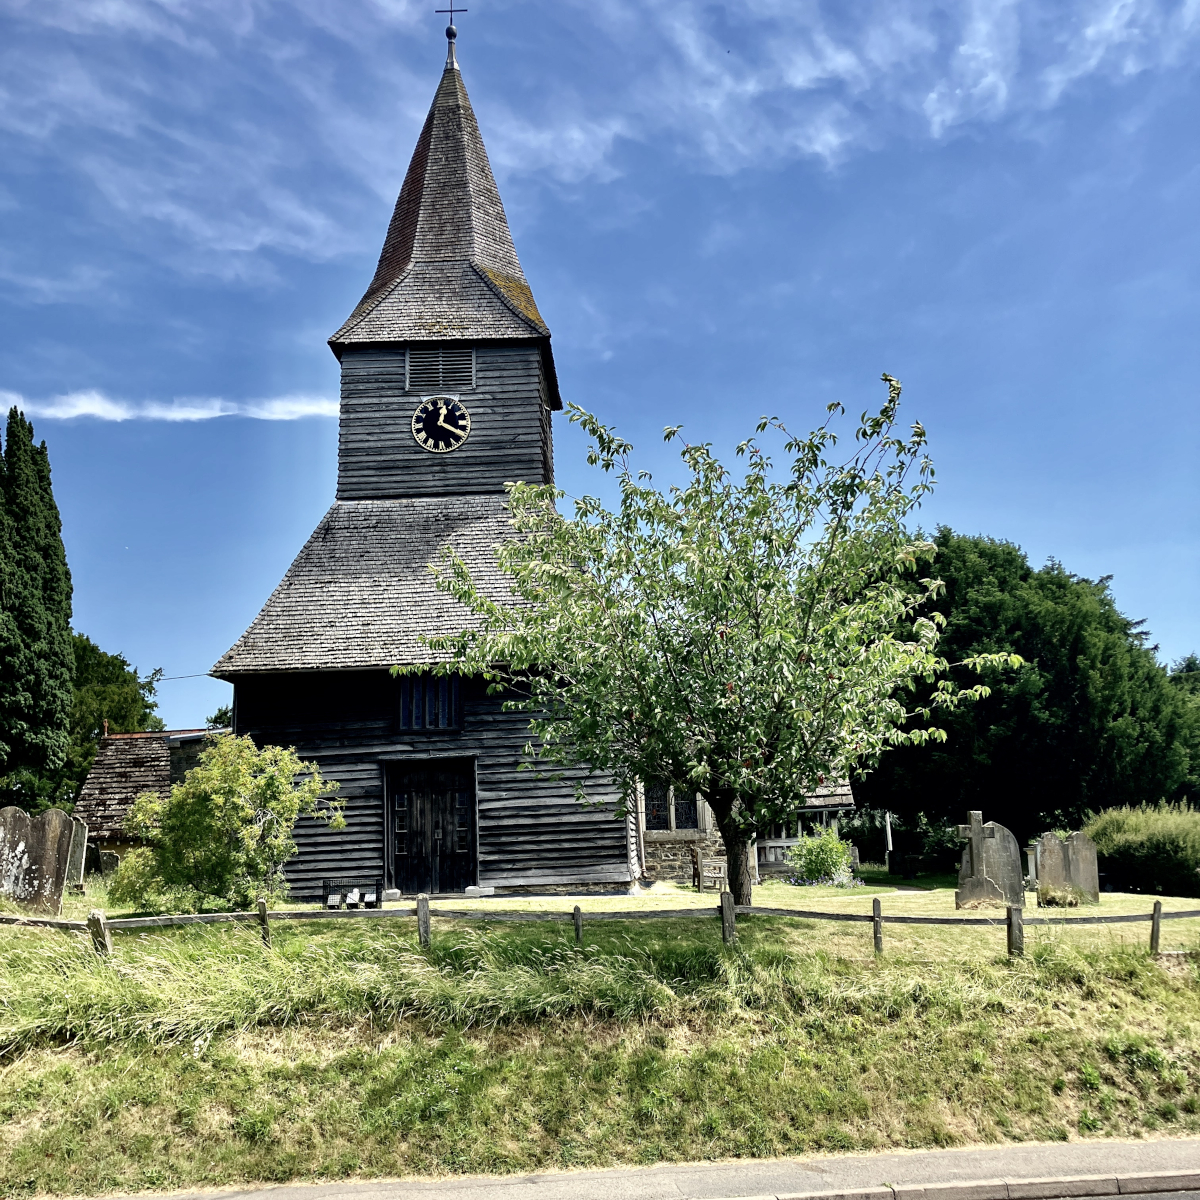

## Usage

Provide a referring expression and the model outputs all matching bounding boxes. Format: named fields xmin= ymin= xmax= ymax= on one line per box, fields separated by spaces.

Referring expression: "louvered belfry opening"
xmin=407 ymin=347 xmax=475 ymax=391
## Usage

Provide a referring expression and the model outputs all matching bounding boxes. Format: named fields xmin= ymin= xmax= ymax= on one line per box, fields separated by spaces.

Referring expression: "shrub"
xmin=1084 ymin=803 xmax=1200 ymax=897
xmin=785 ymin=829 xmax=854 ymax=885
xmin=1038 ymin=884 xmax=1089 ymax=908
xmin=109 ymin=734 xmax=343 ymax=911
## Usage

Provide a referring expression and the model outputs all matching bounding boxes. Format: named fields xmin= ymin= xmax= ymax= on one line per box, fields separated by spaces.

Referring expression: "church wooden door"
xmin=389 ymin=760 xmax=476 ymax=894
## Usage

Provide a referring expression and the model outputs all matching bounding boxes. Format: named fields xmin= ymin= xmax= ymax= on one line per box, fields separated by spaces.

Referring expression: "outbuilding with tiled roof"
xmin=74 ymin=729 xmax=215 ymax=855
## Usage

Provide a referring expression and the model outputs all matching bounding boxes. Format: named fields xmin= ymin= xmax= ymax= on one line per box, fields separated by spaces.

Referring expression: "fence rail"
xmin=4 ymin=897 xmax=1199 ymax=958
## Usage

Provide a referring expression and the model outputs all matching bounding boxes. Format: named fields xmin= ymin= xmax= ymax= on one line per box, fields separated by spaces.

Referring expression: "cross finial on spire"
xmin=436 ymin=3 xmax=466 ymax=67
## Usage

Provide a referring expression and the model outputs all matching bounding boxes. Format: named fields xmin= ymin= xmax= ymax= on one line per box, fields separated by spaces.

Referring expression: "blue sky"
xmin=2 ymin=0 xmax=1197 ymax=729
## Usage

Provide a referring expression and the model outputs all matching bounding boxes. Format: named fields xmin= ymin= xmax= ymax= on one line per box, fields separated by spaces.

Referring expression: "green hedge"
xmin=1085 ymin=803 xmax=1200 ymax=897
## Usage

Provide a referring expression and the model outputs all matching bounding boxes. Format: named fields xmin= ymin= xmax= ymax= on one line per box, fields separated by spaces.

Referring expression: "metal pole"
xmin=1007 ymin=905 xmax=1024 ymax=957
xmin=417 ymin=893 xmax=431 ymax=948
xmin=257 ymin=898 xmax=271 ymax=948
xmin=1150 ymin=899 xmax=1162 ymax=954
xmin=872 ymin=896 xmax=883 ymax=955
xmin=573 ymin=905 xmax=583 ymax=945
xmin=87 ymin=909 xmax=112 ymax=956
xmin=720 ymin=890 xmax=736 ymax=945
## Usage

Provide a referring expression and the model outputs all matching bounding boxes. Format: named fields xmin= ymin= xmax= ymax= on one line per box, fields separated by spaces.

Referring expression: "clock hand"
xmin=436 ymin=413 xmax=461 ymax=434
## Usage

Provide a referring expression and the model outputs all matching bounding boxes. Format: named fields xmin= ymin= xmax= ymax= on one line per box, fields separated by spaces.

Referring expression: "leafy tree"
xmin=0 ymin=408 xmax=73 ymax=810
xmin=206 ymin=703 xmax=233 ymax=730
xmin=61 ymin=633 xmax=164 ymax=795
xmin=415 ymin=378 xmax=1010 ymax=903
xmin=855 ymin=529 xmax=1199 ymax=843
xmin=110 ymin=734 xmax=344 ymax=911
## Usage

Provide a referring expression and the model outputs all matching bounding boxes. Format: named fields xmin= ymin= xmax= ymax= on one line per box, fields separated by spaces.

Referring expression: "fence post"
xmin=720 ymin=890 xmax=737 ymax=945
xmin=257 ymin=898 xmax=271 ymax=948
xmin=872 ymin=897 xmax=883 ymax=955
xmin=1150 ymin=899 xmax=1162 ymax=954
xmin=417 ymin=893 xmax=431 ymax=948
xmin=87 ymin=909 xmax=112 ymax=956
xmin=573 ymin=905 xmax=583 ymax=945
xmin=1007 ymin=905 xmax=1024 ymax=957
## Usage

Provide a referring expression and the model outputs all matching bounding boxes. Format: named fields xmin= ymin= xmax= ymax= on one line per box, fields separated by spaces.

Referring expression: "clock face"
xmin=411 ymin=396 xmax=471 ymax=453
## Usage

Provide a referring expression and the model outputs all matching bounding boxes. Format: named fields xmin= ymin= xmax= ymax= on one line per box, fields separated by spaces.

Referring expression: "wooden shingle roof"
xmin=330 ymin=45 xmax=554 ymax=364
xmin=74 ymin=730 xmax=212 ymax=842
xmin=213 ymin=495 xmax=517 ymax=675
xmin=804 ymin=781 xmax=855 ymax=809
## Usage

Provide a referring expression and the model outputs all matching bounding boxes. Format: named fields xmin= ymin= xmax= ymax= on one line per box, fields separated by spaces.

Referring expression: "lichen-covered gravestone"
xmin=1036 ymin=830 xmax=1099 ymax=904
xmin=955 ymin=810 xmax=1024 ymax=909
xmin=1066 ymin=831 xmax=1100 ymax=901
xmin=0 ymin=806 xmax=79 ymax=914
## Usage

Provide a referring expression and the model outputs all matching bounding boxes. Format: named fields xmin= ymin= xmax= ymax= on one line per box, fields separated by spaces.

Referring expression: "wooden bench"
xmin=690 ymin=847 xmax=728 ymax=893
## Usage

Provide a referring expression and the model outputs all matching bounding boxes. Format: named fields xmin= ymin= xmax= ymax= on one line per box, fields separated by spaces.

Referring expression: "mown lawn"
xmin=2 ymin=879 xmax=1199 ymax=1197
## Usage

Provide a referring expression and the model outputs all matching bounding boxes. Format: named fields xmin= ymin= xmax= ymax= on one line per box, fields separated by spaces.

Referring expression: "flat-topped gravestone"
xmin=0 ymin=806 xmax=77 ymax=914
xmin=956 ymin=810 xmax=1024 ymax=909
xmin=1036 ymin=832 xmax=1067 ymax=890
xmin=1036 ymin=830 xmax=1099 ymax=903
xmin=1065 ymin=831 xmax=1100 ymax=902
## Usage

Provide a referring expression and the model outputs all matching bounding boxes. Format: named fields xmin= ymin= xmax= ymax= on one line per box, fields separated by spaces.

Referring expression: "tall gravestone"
xmin=1066 ymin=831 xmax=1100 ymax=901
xmin=1035 ymin=830 xmax=1099 ymax=903
xmin=65 ymin=818 xmax=88 ymax=893
xmin=0 ymin=806 xmax=78 ymax=914
xmin=1036 ymin=832 xmax=1066 ymax=890
xmin=956 ymin=810 xmax=1024 ymax=909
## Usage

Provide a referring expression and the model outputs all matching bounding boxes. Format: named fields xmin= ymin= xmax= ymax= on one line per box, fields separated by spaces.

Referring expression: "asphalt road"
xmin=106 ymin=1137 xmax=1200 ymax=1200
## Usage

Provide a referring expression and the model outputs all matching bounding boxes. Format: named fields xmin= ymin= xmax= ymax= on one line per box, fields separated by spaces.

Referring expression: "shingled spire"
xmin=330 ymin=31 xmax=552 ymax=359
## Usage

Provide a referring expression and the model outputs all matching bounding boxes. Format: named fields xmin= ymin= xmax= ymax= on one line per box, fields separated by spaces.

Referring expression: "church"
xmin=213 ymin=27 xmax=638 ymax=899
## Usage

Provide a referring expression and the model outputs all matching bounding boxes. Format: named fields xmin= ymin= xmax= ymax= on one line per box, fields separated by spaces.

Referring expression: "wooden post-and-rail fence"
xmin=4 ymin=895 xmax=1196 ymax=959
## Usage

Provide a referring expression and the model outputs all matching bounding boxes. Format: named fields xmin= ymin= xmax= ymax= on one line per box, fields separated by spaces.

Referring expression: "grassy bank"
xmin=2 ymin=894 xmax=1200 ymax=1198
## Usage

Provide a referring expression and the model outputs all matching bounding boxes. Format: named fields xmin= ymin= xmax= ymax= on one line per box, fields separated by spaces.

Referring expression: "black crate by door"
xmin=389 ymin=759 xmax=476 ymax=894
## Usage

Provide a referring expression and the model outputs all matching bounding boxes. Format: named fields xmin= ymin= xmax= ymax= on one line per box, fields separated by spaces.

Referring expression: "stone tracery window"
xmin=643 ymin=779 xmax=700 ymax=832
xmin=644 ymin=779 xmax=671 ymax=831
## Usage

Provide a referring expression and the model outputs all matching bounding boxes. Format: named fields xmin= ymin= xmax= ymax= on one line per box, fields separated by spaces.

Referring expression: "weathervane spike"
xmin=435 ymin=2 xmax=466 ymax=67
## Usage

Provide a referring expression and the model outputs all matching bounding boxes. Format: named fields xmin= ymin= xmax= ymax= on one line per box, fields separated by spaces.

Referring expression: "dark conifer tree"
xmin=856 ymin=527 xmax=1199 ymax=845
xmin=0 ymin=408 xmax=74 ymax=808
xmin=0 ymin=431 xmax=19 ymax=772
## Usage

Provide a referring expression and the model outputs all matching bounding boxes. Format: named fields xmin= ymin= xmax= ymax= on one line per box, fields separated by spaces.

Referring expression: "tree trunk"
xmin=708 ymin=790 xmax=754 ymax=906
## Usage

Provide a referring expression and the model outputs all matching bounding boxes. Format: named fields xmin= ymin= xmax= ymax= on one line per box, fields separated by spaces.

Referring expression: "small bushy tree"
xmin=786 ymin=828 xmax=853 ymax=884
xmin=111 ymin=734 xmax=343 ymax=911
xmin=415 ymin=377 xmax=1013 ymax=904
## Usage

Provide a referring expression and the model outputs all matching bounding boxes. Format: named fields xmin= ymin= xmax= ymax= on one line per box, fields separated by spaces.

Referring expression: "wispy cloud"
xmin=0 ymin=0 xmax=1197 ymax=279
xmin=563 ymin=0 xmax=1200 ymax=170
xmin=0 ymin=388 xmax=338 ymax=421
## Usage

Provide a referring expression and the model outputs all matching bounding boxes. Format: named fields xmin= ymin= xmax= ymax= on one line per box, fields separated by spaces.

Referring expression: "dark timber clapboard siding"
xmin=338 ymin=343 xmax=552 ymax=499
xmin=234 ymin=671 xmax=631 ymax=898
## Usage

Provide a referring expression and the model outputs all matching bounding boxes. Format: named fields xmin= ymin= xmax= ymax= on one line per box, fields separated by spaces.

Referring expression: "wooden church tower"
xmin=214 ymin=28 xmax=636 ymax=898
